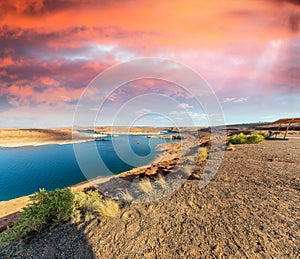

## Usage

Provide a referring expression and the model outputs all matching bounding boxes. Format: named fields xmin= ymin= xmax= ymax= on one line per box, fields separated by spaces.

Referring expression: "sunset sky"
xmin=0 ymin=0 xmax=299 ymax=127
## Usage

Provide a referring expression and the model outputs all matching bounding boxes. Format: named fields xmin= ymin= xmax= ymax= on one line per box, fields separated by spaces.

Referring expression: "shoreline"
xmin=0 ymin=139 xmax=95 ymax=148
xmin=0 ymin=133 xmax=165 ymax=148
xmin=0 ymin=140 xmax=178 ymax=222
xmin=0 ymin=127 xmax=165 ymax=148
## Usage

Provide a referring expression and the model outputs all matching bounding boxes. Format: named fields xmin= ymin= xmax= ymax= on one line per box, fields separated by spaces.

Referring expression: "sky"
xmin=0 ymin=0 xmax=300 ymax=127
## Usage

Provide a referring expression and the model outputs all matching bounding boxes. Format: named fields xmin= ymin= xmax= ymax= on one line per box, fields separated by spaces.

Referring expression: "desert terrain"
xmin=0 ymin=124 xmax=299 ymax=258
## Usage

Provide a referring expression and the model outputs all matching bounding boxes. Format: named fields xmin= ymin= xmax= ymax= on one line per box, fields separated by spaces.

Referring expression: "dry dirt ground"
xmin=1 ymin=138 xmax=299 ymax=258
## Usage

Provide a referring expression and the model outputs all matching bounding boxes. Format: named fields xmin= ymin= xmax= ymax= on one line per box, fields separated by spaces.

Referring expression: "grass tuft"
xmin=120 ymin=189 xmax=133 ymax=202
xmin=138 ymin=178 xmax=153 ymax=193
xmin=96 ymin=199 xmax=120 ymax=218
xmin=73 ymin=190 xmax=102 ymax=219
xmin=155 ymin=173 xmax=168 ymax=189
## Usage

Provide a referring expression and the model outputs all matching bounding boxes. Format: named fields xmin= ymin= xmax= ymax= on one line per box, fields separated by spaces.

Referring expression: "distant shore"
xmin=0 ymin=127 xmax=165 ymax=148
xmin=0 ymin=139 xmax=96 ymax=148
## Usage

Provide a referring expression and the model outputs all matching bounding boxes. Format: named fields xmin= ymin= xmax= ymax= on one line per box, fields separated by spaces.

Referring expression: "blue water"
xmin=0 ymin=135 xmax=173 ymax=201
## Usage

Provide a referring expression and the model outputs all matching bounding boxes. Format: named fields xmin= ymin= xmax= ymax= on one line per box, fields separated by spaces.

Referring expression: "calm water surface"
xmin=0 ymin=135 xmax=173 ymax=201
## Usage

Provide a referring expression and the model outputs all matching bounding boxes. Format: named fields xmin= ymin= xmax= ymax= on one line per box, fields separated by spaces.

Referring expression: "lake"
xmin=0 ymin=135 xmax=173 ymax=201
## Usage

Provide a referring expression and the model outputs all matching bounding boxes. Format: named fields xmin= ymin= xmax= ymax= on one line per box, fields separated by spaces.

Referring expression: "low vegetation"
xmin=0 ymin=188 xmax=120 ymax=248
xmin=155 ymin=173 xmax=168 ymax=189
xmin=0 ymin=189 xmax=74 ymax=247
xmin=96 ymin=199 xmax=120 ymax=218
xmin=138 ymin=177 xmax=153 ymax=193
xmin=227 ymin=133 xmax=265 ymax=145
xmin=73 ymin=189 xmax=103 ymax=221
xmin=74 ymin=189 xmax=102 ymax=213
xmin=120 ymin=189 xmax=133 ymax=202
xmin=198 ymin=147 xmax=209 ymax=160
xmin=226 ymin=143 xmax=236 ymax=151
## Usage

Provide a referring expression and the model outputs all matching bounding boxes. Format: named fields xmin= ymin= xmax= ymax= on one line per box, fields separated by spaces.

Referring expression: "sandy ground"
xmin=1 ymin=137 xmax=299 ymax=258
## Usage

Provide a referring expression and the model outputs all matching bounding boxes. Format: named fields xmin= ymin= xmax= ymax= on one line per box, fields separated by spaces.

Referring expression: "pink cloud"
xmin=0 ymin=0 xmax=299 ymax=126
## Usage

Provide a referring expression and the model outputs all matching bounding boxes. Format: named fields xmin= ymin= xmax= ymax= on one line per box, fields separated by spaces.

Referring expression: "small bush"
xmin=120 ymin=189 xmax=133 ymax=202
xmin=28 ymin=188 xmax=75 ymax=228
xmin=0 ymin=188 xmax=74 ymax=246
xmin=227 ymin=133 xmax=265 ymax=145
xmin=96 ymin=199 xmax=120 ymax=218
xmin=138 ymin=178 xmax=153 ymax=193
xmin=246 ymin=134 xmax=265 ymax=143
xmin=155 ymin=173 xmax=168 ymax=189
xmin=0 ymin=188 xmax=120 ymax=247
xmin=198 ymin=147 xmax=209 ymax=160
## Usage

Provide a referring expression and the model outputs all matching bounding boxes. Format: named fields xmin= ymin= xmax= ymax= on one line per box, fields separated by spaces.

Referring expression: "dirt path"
xmin=2 ymin=139 xmax=300 ymax=258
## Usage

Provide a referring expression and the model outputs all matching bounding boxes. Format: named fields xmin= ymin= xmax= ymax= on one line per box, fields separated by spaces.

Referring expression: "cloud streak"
xmin=223 ymin=97 xmax=249 ymax=103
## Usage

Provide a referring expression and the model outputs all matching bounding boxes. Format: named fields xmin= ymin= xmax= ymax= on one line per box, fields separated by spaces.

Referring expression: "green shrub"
xmin=246 ymin=134 xmax=265 ymax=143
xmin=0 ymin=188 xmax=74 ymax=246
xmin=27 ymin=188 xmax=75 ymax=228
xmin=227 ymin=133 xmax=265 ymax=145
xmin=0 ymin=188 xmax=119 ymax=248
